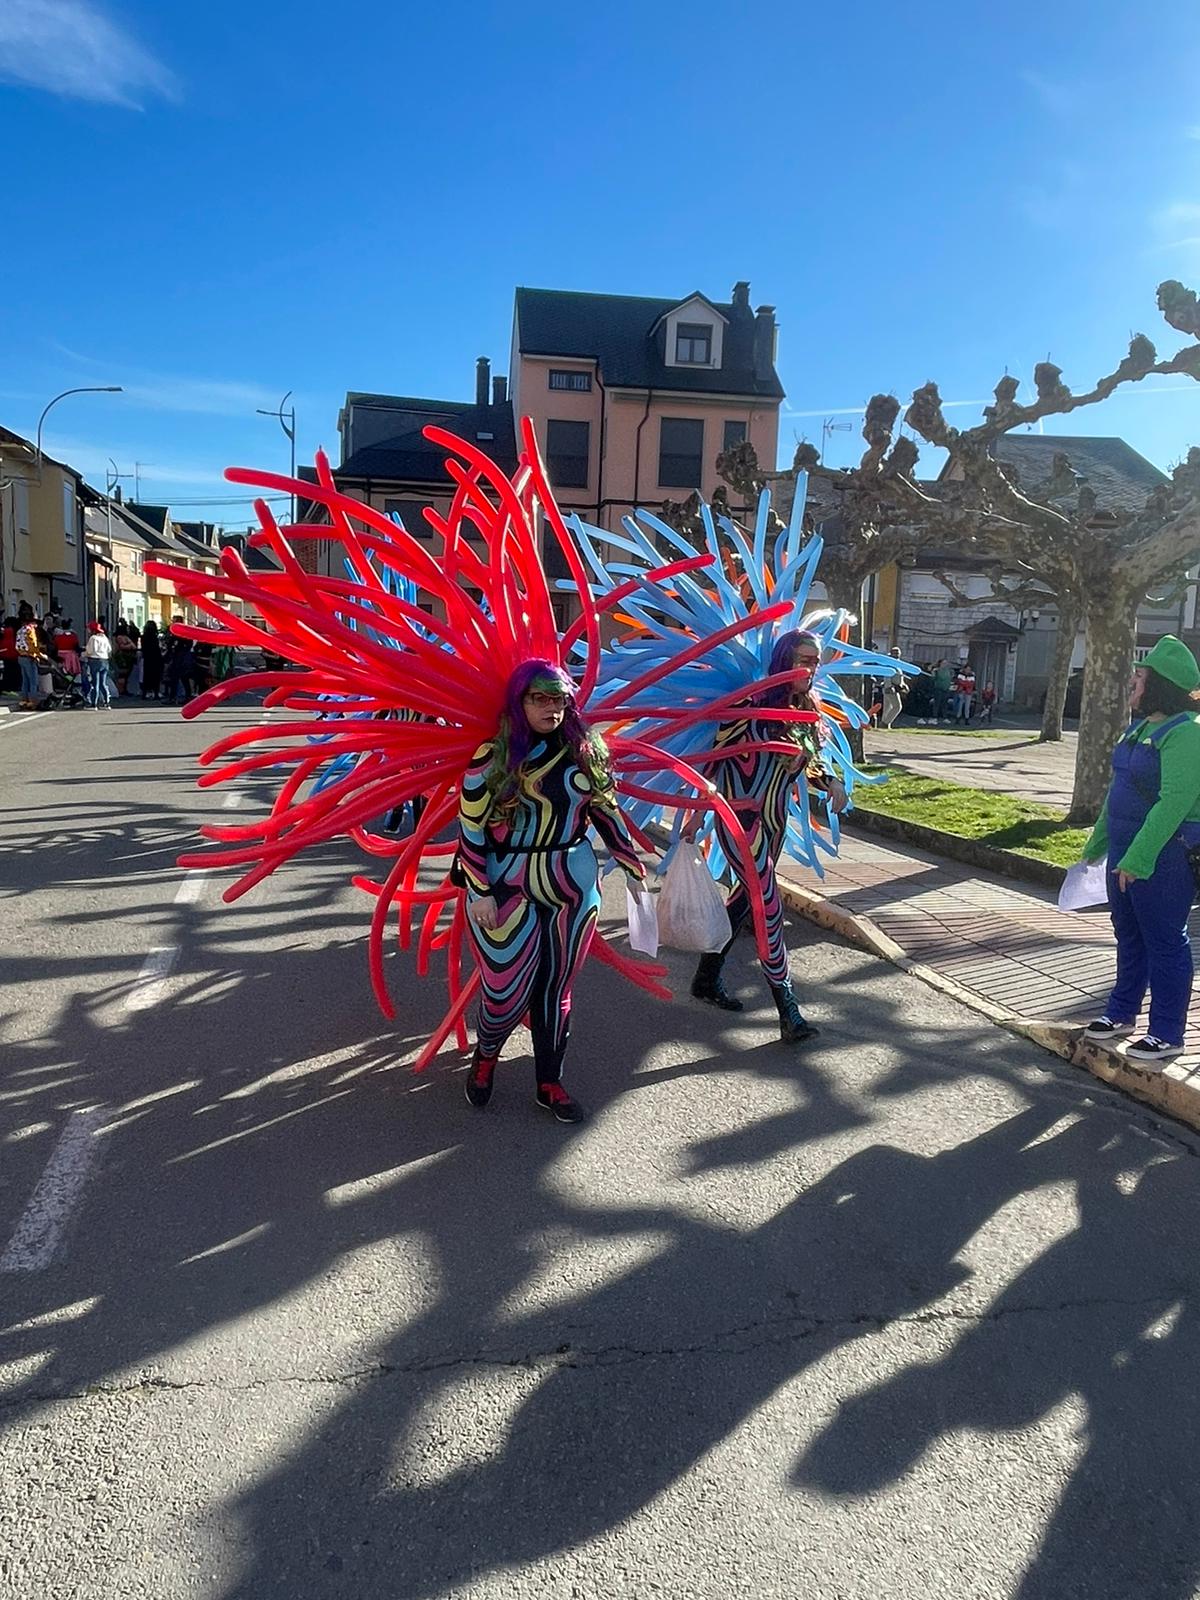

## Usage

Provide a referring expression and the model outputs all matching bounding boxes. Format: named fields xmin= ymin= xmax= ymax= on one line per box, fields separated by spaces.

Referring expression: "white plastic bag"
xmin=1057 ymin=858 xmax=1108 ymax=912
xmin=656 ymin=846 xmax=732 ymax=953
xmin=625 ymin=885 xmax=660 ymax=957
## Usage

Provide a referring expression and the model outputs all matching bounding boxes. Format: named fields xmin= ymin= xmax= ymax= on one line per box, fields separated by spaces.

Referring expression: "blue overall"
xmin=1104 ymin=714 xmax=1200 ymax=1045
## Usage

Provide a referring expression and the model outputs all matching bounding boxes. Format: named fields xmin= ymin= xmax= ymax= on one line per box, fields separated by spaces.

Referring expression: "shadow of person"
xmin=793 ymin=1124 xmax=1200 ymax=1599
xmin=213 ymin=1099 xmax=1094 ymax=1599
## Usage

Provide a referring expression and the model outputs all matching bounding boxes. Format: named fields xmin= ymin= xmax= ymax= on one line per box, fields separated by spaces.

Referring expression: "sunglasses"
xmin=525 ymin=691 xmax=567 ymax=709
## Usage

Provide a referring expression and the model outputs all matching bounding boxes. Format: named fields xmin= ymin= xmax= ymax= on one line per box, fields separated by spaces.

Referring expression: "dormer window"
xmin=675 ymin=323 xmax=712 ymax=365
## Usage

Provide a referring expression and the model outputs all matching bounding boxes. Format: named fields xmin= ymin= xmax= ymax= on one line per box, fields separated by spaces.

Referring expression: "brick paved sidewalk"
xmin=779 ymin=829 xmax=1200 ymax=1075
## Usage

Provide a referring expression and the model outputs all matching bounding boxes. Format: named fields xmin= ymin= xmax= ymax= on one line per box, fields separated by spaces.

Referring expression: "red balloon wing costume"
xmin=145 ymin=420 xmax=814 ymax=1070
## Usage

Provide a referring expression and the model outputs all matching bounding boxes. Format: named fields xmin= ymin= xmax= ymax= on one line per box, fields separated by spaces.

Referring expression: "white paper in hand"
xmin=626 ymin=885 xmax=660 ymax=957
xmin=1057 ymin=858 xmax=1108 ymax=912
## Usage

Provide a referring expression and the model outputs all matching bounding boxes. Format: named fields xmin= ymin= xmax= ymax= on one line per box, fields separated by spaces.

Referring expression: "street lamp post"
xmin=256 ymin=391 xmax=296 ymax=522
xmin=35 ymin=386 xmax=123 ymax=469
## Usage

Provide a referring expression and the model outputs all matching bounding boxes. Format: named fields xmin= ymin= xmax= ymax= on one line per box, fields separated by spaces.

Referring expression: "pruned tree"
xmin=892 ymin=281 xmax=1200 ymax=820
xmin=735 ymin=282 xmax=1200 ymax=822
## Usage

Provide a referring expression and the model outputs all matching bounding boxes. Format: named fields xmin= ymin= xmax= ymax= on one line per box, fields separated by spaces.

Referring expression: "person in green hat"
xmin=1080 ymin=634 xmax=1200 ymax=1062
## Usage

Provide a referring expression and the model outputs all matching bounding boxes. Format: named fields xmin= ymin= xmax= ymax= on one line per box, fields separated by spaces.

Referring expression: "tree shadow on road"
xmin=4 ymin=826 xmax=1200 ymax=1597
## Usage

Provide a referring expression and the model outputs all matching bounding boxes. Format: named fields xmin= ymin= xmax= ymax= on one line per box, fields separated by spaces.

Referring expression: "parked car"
xmin=1041 ymin=668 xmax=1084 ymax=719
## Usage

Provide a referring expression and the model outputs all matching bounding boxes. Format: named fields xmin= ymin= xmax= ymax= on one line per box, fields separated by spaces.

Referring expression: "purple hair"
xmin=758 ymin=629 xmax=822 ymax=709
xmin=486 ymin=658 xmax=612 ymax=811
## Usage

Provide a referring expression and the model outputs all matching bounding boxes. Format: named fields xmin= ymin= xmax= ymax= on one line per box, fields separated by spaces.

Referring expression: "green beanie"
xmin=1141 ymin=634 xmax=1200 ymax=692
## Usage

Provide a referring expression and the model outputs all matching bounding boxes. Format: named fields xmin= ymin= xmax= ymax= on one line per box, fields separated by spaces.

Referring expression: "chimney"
xmin=476 ymin=356 xmax=490 ymax=408
xmin=731 ymin=280 xmax=751 ymax=314
xmin=492 ymin=374 xmax=508 ymax=406
xmin=753 ymin=305 xmax=777 ymax=381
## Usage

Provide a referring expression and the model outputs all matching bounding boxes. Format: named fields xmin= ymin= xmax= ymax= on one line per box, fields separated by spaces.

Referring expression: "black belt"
xmin=493 ymin=827 xmax=589 ymax=855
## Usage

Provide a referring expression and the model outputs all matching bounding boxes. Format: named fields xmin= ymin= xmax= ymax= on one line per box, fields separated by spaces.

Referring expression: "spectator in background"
xmin=140 ymin=619 xmax=163 ymax=700
xmin=880 ymin=648 xmax=909 ymax=727
xmin=166 ymin=636 xmax=198 ymax=703
xmin=954 ymin=662 xmax=976 ymax=724
xmin=932 ymin=659 xmax=954 ymax=722
xmin=979 ymin=681 xmax=997 ymax=725
xmin=111 ymin=623 xmax=137 ymax=696
xmin=15 ymin=609 xmax=43 ymax=709
xmin=1 ymin=616 xmax=19 ymax=696
xmin=54 ymin=617 xmax=81 ymax=678
xmin=84 ymin=621 xmax=113 ymax=708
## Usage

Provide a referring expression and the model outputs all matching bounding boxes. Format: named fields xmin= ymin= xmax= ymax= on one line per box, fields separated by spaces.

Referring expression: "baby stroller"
xmin=42 ymin=661 xmax=88 ymax=710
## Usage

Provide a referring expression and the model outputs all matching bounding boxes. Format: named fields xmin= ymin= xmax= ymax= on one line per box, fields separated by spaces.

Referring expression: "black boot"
xmin=691 ymin=951 xmax=744 ymax=1012
xmin=770 ymin=979 xmax=819 ymax=1045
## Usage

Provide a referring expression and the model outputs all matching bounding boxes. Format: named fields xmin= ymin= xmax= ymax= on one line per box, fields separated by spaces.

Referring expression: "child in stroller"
xmin=41 ymin=659 xmax=88 ymax=710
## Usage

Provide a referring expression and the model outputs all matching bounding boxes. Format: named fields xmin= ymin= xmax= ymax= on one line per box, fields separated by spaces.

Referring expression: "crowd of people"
xmin=0 ymin=607 xmax=238 ymax=712
xmin=866 ymin=656 xmax=997 ymax=727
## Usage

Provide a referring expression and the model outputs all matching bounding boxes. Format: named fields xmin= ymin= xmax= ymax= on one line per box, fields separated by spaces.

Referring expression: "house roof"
xmin=514 ymin=286 xmax=785 ymax=400
xmin=219 ymin=533 xmax=282 ymax=574
xmin=0 ymin=423 xmax=79 ymax=480
xmin=990 ymin=434 xmax=1168 ymax=515
xmin=111 ymin=503 xmax=193 ymax=557
xmin=965 ymin=616 xmax=1022 ymax=642
xmin=84 ymin=505 xmax=153 ymax=551
xmin=127 ymin=502 xmax=170 ymax=534
xmin=337 ymin=401 xmax=518 ymax=483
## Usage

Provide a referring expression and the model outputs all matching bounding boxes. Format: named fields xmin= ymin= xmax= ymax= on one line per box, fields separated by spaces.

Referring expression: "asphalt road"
xmin=3 ymin=698 xmax=1200 ymax=1599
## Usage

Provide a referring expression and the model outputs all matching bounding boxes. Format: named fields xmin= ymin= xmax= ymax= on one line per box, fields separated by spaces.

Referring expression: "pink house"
xmin=303 ymin=281 xmax=785 ymax=620
xmin=511 ymin=281 xmax=783 ymax=533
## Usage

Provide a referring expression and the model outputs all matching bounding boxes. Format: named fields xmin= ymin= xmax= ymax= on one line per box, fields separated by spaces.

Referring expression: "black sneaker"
xmin=464 ymin=1051 xmax=497 ymax=1108
xmin=1124 ymin=1035 xmax=1183 ymax=1063
xmin=1084 ymin=1016 xmax=1135 ymax=1041
xmin=536 ymin=1082 xmax=585 ymax=1123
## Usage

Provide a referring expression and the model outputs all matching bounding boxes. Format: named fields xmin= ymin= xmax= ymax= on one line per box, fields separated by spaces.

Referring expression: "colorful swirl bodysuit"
xmin=710 ymin=707 xmax=829 ymax=987
xmin=458 ymin=731 xmax=643 ymax=1083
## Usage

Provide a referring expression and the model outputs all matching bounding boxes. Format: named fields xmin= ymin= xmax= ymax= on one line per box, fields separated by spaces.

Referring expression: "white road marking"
xmin=124 ymin=945 xmax=180 ymax=1011
xmin=0 ymin=1110 xmax=106 ymax=1273
xmin=0 ymin=712 xmax=51 ymax=733
xmin=174 ymin=870 xmax=208 ymax=904
xmin=221 ymin=789 xmax=244 ymax=809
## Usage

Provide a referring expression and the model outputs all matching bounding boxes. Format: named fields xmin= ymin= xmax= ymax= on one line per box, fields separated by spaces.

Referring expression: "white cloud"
xmin=40 ymin=433 xmax=231 ymax=490
xmin=0 ymin=0 xmax=178 ymax=109
xmin=1020 ymin=70 xmax=1084 ymax=119
xmin=782 ymin=400 xmax=984 ymax=419
xmin=45 ymin=347 xmax=287 ymax=417
xmin=121 ymin=375 xmax=290 ymax=418
xmin=1156 ymin=201 xmax=1200 ymax=227
xmin=1150 ymin=201 xmax=1200 ymax=259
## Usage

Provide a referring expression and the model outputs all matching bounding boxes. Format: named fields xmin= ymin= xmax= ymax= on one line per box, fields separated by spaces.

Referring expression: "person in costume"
xmin=460 ymin=659 xmax=648 ymax=1122
xmin=688 ymin=628 xmax=847 ymax=1042
xmin=1080 ymin=635 xmax=1200 ymax=1063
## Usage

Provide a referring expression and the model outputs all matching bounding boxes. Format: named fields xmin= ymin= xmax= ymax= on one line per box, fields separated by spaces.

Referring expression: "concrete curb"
xmin=777 ymin=875 xmax=1200 ymax=1135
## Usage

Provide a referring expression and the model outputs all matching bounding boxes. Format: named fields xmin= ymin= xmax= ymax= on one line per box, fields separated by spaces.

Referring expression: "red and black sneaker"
xmin=535 ymin=1082 xmax=585 ymax=1124
xmin=464 ymin=1050 xmax=498 ymax=1108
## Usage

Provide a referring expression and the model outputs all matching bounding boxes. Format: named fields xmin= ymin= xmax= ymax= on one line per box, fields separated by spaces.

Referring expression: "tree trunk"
xmin=1038 ymin=591 xmax=1081 ymax=743
xmin=1066 ymin=589 xmax=1138 ymax=824
xmin=821 ymin=567 xmax=867 ymax=766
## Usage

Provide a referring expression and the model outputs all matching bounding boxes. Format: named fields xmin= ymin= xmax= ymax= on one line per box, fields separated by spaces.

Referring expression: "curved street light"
xmin=256 ymin=391 xmax=296 ymax=521
xmin=36 ymin=385 xmax=124 ymax=467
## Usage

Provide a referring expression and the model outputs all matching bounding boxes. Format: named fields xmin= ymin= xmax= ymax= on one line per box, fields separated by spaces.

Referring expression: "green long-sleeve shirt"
xmin=1082 ymin=714 xmax=1200 ymax=878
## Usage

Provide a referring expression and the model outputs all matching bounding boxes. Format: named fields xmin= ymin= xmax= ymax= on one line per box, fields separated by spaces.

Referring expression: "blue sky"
xmin=1 ymin=0 xmax=1197 ymax=524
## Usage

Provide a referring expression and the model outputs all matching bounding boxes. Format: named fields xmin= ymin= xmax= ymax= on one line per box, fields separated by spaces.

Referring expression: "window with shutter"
xmin=658 ymin=418 xmax=704 ymax=489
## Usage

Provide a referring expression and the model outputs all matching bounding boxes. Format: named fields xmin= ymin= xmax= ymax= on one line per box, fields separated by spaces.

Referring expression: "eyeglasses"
xmin=525 ymin=691 xmax=567 ymax=709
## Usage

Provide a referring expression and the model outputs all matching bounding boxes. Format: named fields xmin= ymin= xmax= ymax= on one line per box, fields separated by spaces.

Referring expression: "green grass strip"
xmin=855 ymin=766 xmax=1089 ymax=868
